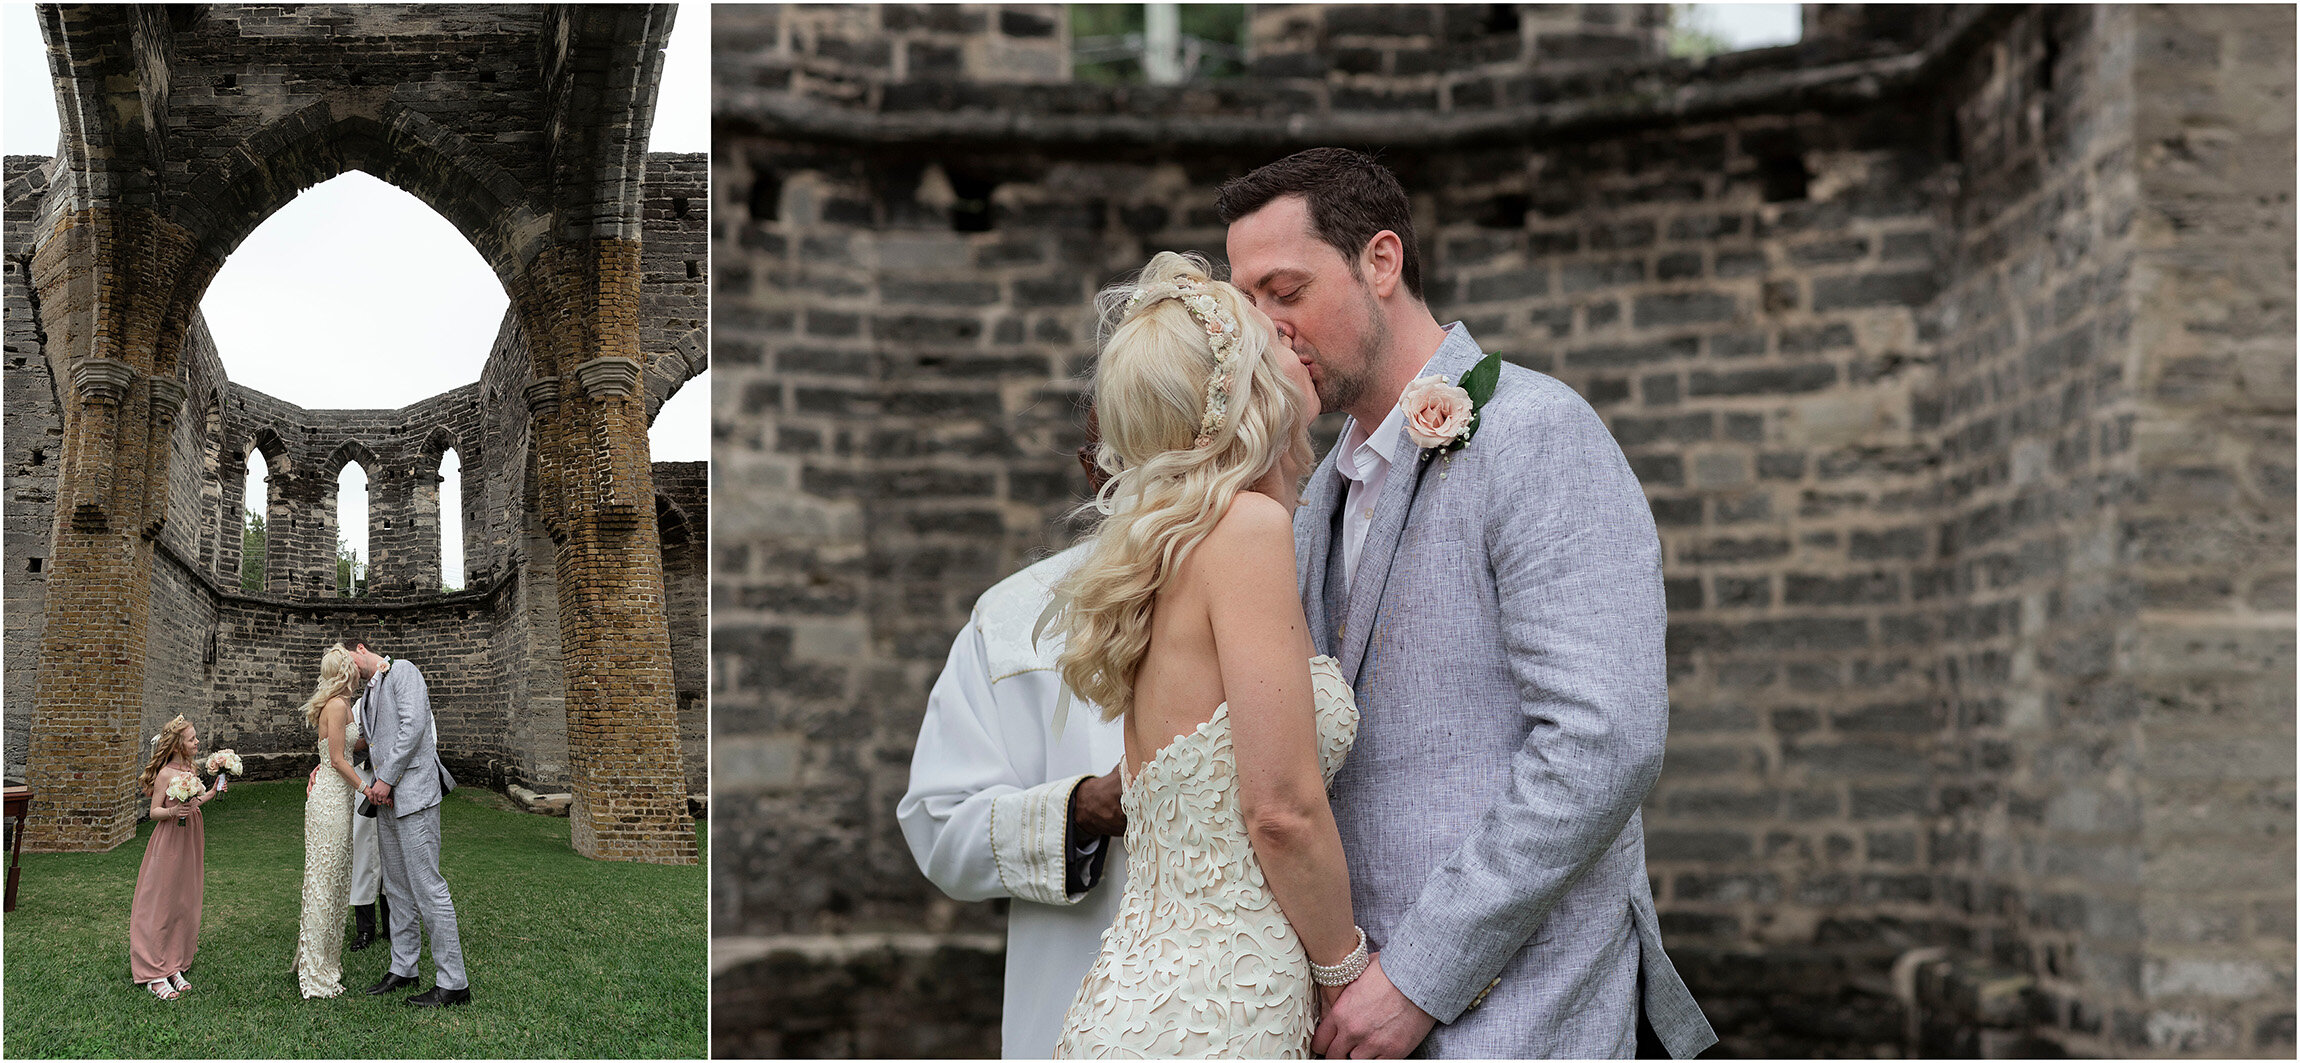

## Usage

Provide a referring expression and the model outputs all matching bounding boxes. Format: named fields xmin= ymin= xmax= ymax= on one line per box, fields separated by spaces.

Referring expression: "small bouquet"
xmin=164 ymin=771 xmax=206 ymax=816
xmin=204 ymin=749 xmax=243 ymax=779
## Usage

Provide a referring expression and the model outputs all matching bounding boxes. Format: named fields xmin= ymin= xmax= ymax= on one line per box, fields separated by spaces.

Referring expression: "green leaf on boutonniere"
xmin=1451 ymin=351 xmax=1504 ymax=450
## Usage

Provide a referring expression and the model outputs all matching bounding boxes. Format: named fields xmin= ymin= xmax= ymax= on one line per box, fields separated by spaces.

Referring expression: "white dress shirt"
xmin=1336 ymin=346 xmax=1446 ymax=594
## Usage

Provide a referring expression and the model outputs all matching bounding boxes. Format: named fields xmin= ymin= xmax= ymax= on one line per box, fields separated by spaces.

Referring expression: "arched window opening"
xmin=649 ymin=368 xmax=710 ymax=463
xmin=439 ymin=448 xmax=464 ymax=592
xmin=338 ymin=463 xmax=369 ymax=597
xmin=199 ymin=171 xmax=505 ymax=411
xmin=241 ymin=447 xmax=268 ymax=593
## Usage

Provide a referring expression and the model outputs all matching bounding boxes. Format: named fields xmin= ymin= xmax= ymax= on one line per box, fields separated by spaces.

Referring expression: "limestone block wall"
xmin=657 ymin=461 xmax=711 ymax=794
xmin=2119 ymin=5 xmax=2294 ymax=1052
xmin=3 ymin=157 xmax=59 ymax=782
xmin=644 ymin=152 xmax=711 ymax=421
xmin=137 ymin=4 xmax=558 ymax=271
xmin=712 ymin=4 xmax=2292 ymax=1056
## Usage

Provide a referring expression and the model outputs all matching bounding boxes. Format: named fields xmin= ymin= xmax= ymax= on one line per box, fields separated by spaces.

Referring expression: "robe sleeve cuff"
xmin=989 ymin=774 xmax=1090 ymax=906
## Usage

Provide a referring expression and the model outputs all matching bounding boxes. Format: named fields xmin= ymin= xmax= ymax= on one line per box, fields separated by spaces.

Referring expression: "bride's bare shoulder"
xmin=1195 ymin=491 xmax=1296 ymax=569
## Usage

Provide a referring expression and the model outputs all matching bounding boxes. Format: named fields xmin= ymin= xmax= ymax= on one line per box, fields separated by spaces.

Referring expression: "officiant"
xmin=897 ymin=417 xmax=1129 ymax=1058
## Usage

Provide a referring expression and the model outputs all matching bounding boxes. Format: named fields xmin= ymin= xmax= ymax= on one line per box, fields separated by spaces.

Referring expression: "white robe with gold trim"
xmin=897 ymin=544 xmax=1127 ymax=1058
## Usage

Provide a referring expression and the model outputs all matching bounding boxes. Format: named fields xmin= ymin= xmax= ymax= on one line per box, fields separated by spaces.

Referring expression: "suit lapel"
xmin=1335 ymin=438 xmax=1434 ymax=683
xmin=1294 ymin=442 xmax=1349 ymax=659
xmin=1333 ymin=327 xmax=1492 ymax=685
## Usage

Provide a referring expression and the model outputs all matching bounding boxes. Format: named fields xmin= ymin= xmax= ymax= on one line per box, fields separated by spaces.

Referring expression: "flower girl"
xmin=130 ymin=715 xmax=228 ymax=999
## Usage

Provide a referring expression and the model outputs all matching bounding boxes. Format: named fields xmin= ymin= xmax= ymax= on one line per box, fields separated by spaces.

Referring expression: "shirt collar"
xmin=1341 ymin=401 xmax=1409 ymax=484
xmin=1339 ymin=336 xmax=1454 ymax=483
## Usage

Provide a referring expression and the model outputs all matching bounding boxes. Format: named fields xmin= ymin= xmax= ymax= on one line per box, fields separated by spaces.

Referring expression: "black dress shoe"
xmin=405 ymin=985 xmax=472 ymax=1007
xmin=364 ymin=972 xmax=419 ymax=996
xmin=349 ymin=903 xmax=377 ymax=952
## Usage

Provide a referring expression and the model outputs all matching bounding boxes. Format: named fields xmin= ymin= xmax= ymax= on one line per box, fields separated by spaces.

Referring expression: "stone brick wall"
xmin=657 ymin=460 xmax=711 ymax=794
xmin=2119 ymin=5 xmax=2294 ymax=1053
xmin=712 ymin=4 xmax=2292 ymax=1056
xmin=3 ymin=156 xmax=59 ymax=782
xmin=1913 ymin=7 xmax=2149 ymax=1051
xmin=643 ymin=153 xmax=711 ymax=421
xmin=714 ymin=3 xmax=1074 ymax=100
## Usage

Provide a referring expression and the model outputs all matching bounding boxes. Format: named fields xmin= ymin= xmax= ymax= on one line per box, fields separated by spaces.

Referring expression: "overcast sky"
xmin=1681 ymin=4 xmax=1802 ymax=49
xmin=6 ymin=4 xmax=708 ymax=580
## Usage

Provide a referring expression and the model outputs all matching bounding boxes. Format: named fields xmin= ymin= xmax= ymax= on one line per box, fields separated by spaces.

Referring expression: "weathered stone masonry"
xmin=711 ymin=4 xmax=2292 ymax=1056
xmin=5 ymin=4 xmax=707 ymax=864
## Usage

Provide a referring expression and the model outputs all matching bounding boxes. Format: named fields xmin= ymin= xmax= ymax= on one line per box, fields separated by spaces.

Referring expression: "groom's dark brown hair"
xmin=1214 ymin=147 xmax=1426 ymax=301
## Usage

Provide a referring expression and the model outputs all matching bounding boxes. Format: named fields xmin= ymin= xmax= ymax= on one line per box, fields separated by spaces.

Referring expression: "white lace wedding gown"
xmin=1055 ymin=655 xmax=1359 ymax=1058
xmin=292 ymin=715 xmax=357 ymax=998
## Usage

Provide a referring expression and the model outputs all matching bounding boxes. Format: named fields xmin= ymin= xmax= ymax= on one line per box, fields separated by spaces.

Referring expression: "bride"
xmin=1052 ymin=252 xmax=1365 ymax=1057
xmin=291 ymin=644 xmax=365 ymax=998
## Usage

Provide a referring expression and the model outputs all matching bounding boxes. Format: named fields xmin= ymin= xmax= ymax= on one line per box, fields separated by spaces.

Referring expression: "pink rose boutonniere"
xmin=1401 ymin=351 xmax=1503 ymax=463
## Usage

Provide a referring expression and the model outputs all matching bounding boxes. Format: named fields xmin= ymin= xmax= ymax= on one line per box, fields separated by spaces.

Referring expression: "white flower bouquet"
xmin=165 ymin=771 xmax=206 ymax=811
xmin=204 ymin=749 xmax=243 ymax=777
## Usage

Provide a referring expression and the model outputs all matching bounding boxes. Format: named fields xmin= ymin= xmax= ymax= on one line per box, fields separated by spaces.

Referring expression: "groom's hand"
xmin=1072 ymin=767 xmax=1127 ymax=838
xmin=1313 ymin=953 xmax=1436 ymax=1059
xmin=366 ymin=780 xmax=393 ymax=806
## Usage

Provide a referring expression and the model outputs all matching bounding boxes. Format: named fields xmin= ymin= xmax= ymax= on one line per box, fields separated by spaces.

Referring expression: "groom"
xmin=345 ymin=636 xmax=471 ymax=1007
xmin=1221 ymin=149 xmax=1716 ymax=1058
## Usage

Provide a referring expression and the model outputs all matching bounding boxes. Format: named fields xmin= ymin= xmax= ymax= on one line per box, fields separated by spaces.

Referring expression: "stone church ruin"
xmin=5 ymin=4 xmax=707 ymax=864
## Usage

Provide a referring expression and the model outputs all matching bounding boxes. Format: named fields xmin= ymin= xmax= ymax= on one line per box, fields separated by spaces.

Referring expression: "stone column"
xmin=365 ymin=462 xmax=439 ymax=598
xmin=213 ymin=447 xmax=247 ymax=588
xmin=21 ymin=207 xmax=206 ymax=850
xmin=269 ymin=466 xmax=336 ymax=598
xmin=514 ymin=239 xmax=695 ymax=864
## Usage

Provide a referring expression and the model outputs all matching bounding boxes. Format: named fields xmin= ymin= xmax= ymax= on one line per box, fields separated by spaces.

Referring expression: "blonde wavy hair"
xmin=138 ymin=715 xmax=194 ymax=795
xmin=1051 ymin=251 xmax=1314 ymax=722
xmin=302 ymin=644 xmax=362 ymax=729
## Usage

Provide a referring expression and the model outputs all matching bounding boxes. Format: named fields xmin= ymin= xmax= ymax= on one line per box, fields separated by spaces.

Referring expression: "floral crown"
xmin=1125 ymin=274 xmax=1243 ymax=448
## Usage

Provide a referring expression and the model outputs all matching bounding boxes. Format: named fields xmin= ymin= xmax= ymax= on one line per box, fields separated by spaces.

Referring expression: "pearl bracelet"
xmin=1310 ymin=925 xmax=1371 ymax=987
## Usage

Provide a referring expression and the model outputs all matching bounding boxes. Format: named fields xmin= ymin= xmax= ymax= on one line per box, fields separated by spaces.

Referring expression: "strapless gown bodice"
xmin=1055 ymin=655 xmax=1359 ymax=1058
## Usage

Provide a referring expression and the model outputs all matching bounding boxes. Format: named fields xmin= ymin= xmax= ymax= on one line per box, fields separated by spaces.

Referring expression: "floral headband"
xmin=151 ymin=714 xmax=187 ymax=746
xmin=1126 ymin=275 xmax=1243 ymax=448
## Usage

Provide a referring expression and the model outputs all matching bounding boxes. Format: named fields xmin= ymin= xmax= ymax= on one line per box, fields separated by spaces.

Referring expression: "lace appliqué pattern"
xmin=1055 ymin=656 xmax=1359 ymax=1058
xmin=292 ymin=716 xmax=358 ymax=998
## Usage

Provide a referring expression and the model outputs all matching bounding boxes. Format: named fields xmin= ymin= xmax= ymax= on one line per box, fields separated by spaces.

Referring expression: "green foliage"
xmin=1071 ymin=3 xmax=1247 ymax=84
xmin=1666 ymin=4 xmax=1733 ymax=59
xmin=238 ymin=509 xmax=264 ymax=593
xmin=3 ymin=780 xmax=705 ymax=1058
xmin=336 ymin=537 xmax=365 ymax=598
xmin=1453 ymin=351 xmax=1505 ymax=452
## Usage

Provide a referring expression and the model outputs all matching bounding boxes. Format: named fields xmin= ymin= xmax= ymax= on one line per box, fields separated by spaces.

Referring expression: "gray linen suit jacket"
xmin=360 ymin=659 xmax=448 ymax=818
xmin=1297 ymin=325 xmax=1716 ymax=1058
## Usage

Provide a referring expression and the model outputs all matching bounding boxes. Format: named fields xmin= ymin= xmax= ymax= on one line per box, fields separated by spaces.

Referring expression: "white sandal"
xmin=146 ymin=979 xmax=179 ymax=1000
xmin=168 ymin=972 xmax=191 ymax=992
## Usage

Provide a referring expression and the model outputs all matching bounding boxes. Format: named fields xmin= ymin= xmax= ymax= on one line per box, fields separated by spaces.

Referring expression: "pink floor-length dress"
xmin=129 ymin=778 xmax=204 ymax=983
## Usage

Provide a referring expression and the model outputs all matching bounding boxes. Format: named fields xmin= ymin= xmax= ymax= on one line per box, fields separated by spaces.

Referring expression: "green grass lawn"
xmin=3 ymin=780 xmax=706 ymax=1058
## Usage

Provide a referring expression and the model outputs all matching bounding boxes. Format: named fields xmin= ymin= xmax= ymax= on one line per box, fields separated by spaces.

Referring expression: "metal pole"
xmin=1143 ymin=3 xmax=1182 ymax=84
